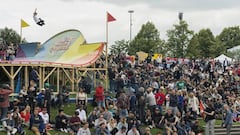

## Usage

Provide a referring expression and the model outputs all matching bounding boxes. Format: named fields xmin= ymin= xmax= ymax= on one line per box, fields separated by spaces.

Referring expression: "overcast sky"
xmin=1 ymin=0 xmax=240 ymax=45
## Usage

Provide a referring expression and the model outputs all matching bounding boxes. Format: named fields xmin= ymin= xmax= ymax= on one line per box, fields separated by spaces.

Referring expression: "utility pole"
xmin=128 ymin=10 xmax=134 ymax=43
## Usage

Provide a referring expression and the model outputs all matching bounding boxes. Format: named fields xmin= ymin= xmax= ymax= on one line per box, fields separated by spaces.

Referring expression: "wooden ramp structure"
xmin=0 ymin=29 xmax=109 ymax=93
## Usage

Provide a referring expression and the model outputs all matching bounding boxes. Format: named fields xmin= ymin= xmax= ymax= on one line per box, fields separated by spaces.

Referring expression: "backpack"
xmin=0 ymin=94 xmax=5 ymax=102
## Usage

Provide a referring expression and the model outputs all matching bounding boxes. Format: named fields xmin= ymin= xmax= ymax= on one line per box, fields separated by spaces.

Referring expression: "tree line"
xmin=110 ymin=21 xmax=240 ymax=59
xmin=1 ymin=21 xmax=240 ymax=59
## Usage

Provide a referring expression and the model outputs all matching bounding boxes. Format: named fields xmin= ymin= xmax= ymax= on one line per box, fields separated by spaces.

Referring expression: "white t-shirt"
xmin=39 ymin=112 xmax=49 ymax=124
xmin=76 ymin=109 xmax=87 ymax=122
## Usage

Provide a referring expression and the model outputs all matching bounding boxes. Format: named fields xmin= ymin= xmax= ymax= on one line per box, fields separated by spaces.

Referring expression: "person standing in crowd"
xmin=177 ymin=90 xmax=184 ymax=116
xmin=27 ymin=80 xmax=37 ymax=112
xmin=30 ymin=67 xmax=39 ymax=85
xmin=188 ymin=92 xmax=199 ymax=119
xmin=108 ymin=67 xmax=116 ymax=92
xmin=169 ymin=89 xmax=178 ymax=115
xmin=204 ymin=101 xmax=216 ymax=135
xmin=37 ymin=88 xmax=45 ymax=108
xmin=76 ymin=87 xmax=88 ymax=109
xmin=115 ymin=75 xmax=125 ymax=94
xmin=95 ymin=82 xmax=105 ymax=108
xmin=136 ymin=87 xmax=146 ymax=122
xmin=78 ymin=76 xmax=88 ymax=93
xmin=44 ymin=86 xmax=51 ymax=120
xmin=0 ymin=84 xmax=13 ymax=120
xmin=146 ymin=87 xmax=156 ymax=114
xmin=155 ymin=87 xmax=165 ymax=114
xmin=223 ymin=104 xmax=233 ymax=135
xmin=0 ymin=84 xmax=13 ymax=119
xmin=117 ymin=92 xmax=129 ymax=118
xmin=62 ymin=85 xmax=70 ymax=106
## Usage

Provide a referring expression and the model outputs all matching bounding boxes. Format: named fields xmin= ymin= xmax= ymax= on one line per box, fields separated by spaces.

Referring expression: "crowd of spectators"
xmin=0 ymin=43 xmax=18 ymax=61
xmin=0 ymin=52 xmax=239 ymax=135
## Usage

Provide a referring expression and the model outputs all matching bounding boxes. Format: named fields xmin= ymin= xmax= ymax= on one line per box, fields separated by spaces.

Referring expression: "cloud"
xmin=0 ymin=0 xmax=240 ymax=46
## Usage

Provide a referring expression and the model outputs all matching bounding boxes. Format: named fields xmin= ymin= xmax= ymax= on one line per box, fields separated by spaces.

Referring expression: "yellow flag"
xmin=21 ymin=19 xmax=29 ymax=28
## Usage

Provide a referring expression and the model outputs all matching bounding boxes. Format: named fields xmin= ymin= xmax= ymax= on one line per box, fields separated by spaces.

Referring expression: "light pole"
xmin=128 ymin=10 xmax=134 ymax=43
xmin=178 ymin=12 xmax=184 ymax=58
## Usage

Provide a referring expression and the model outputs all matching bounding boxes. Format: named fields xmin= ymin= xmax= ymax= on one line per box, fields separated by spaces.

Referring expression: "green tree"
xmin=166 ymin=20 xmax=193 ymax=58
xmin=217 ymin=26 xmax=240 ymax=49
xmin=197 ymin=28 xmax=216 ymax=58
xmin=210 ymin=38 xmax=225 ymax=57
xmin=128 ymin=21 xmax=163 ymax=55
xmin=0 ymin=27 xmax=22 ymax=46
xmin=109 ymin=39 xmax=128 ymax=55
xmin=186 ymin=34 xmax=200 ymax=58
xmin=186 ymin=28 xmax=224 ymax=58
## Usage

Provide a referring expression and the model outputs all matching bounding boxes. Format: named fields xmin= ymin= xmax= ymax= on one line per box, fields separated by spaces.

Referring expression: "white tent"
xmin=214 ymin=54 xmax=234 ymax=63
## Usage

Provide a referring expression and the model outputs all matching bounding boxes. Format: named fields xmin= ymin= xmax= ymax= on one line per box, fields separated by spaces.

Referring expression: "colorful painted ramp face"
xmin=15 ymin=29 xmax=104 ymax=67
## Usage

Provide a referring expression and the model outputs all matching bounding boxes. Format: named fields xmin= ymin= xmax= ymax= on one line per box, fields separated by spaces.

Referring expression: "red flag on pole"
xmin=107 ymin=12 xmax=116 ymax=22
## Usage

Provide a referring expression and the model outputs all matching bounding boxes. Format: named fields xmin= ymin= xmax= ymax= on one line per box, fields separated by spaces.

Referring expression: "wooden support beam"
xmin=39 ymin=66 xmax=43 ymax=89
xmin=43 ymin=67 xmax=57 ymax=82
xmin=1 ymin=66 xmax=11 ymax=79
xmin=77 ymin=70 xmax=88 ymax=83
xmin=13 ymin=66 xmax=22 ymax=78
xmin=10 ymin=66 xmax=14 ymax=89
xmin=62 ymin=68 xmax=73 ymax=83
xmin=93 ymin=64 xmax=96 ymax=88
xmin=57 ymin=67 xmax=60 ymax=93
xmin=24 ymin=66 xmax=28 ymax=88
xmin=71 ymin=68 xmax=75 ymax=92
xmin=42 ymin=67 xmax=45 ymax=84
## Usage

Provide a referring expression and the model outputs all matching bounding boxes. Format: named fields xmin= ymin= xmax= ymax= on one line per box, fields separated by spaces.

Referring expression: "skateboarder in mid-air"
xmin=33 ymin=9 xmax=45 ymax=26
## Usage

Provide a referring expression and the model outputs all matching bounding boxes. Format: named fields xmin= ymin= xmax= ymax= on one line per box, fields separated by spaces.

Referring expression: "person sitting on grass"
xmin=117 ymin=117 xmax=128 ymax=131
xmin=20 ymin=105 xmax=31 ymax=126
xmin=87 ymin=109 xmax=98 ymax=128
xmin=55 ymin=109 xmax=68 ymax=133
xmin=39 ymin=108 xmax=52 ymax=131
xmin=95 ymin=122 xmax=111 ymax=135
xmin=12 ymin=106 xmax=25 ymax=135
xmin=69 ymin=111 xmax=81 ymax=134
xmin=2 ymin=111 xmax=17 ymax=135
xmin=152 ymin=108 xmax=163 ymax=128
xmin=94 ymin=114 xmax=107 ymax=128
xmin=116 ymin=126 xmax=127 ymax=135
xmin=77 ymin=122 xmax=91 ymax=135
xmin=29 ymin=108 xmax=50 ymax=135
xmin=127 ymin=125 xmax=140 ymax=135
xmin=76 ymin=105 xmax=87 ymax=123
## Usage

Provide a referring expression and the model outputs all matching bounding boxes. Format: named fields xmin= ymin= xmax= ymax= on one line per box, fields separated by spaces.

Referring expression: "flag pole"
xmin=105 ymin=12 xmax=109 ymax=91
xmin=20 ymin=21 xmax=22 ymax=43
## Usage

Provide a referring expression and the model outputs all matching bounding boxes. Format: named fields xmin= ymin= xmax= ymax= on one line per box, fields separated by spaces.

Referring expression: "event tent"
xmin=214 ymin=54 xmax=234 ymax=63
